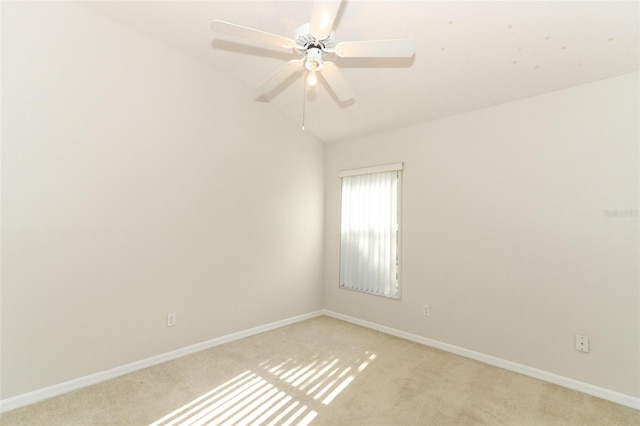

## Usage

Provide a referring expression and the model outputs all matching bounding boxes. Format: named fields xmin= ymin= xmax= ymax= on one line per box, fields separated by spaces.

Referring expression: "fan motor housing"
xmin=294 ymin=23 xmax=336 ymax=53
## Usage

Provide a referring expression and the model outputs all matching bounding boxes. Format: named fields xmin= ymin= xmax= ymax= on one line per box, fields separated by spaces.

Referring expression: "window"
xmin=339 ymin=163 xmax=402 ymax=299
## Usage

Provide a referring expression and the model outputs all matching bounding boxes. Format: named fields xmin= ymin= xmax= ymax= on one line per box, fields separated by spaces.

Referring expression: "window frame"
xmin=338 ymin=163 xmax=403 ymax=299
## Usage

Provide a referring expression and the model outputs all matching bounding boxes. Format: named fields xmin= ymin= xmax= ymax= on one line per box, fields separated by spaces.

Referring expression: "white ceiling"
xmin=86 ymin=1 xmax=639 ymax=143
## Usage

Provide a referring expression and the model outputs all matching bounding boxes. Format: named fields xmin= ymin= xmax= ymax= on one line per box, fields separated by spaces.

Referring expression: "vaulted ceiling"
xmin=86 ymin=1 xmax=639 ymax=143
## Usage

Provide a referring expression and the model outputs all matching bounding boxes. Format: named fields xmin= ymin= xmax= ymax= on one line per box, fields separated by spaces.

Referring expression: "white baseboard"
xmin=3 ymin=310 xmax=638 ymax=413
xmin=322 ymin=310 xmax=640 ymax=411
xmin=0 ymin=310 xmax=324 ymax=414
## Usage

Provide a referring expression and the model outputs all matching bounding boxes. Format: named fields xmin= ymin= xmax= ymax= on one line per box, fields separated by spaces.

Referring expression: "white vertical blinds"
xmin=340 ymin=167 xmax=401 ymax=298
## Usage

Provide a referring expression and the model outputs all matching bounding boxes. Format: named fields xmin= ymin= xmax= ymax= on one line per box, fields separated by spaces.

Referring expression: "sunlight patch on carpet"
xmin=150 ymin=351 xmax=376 ymax=425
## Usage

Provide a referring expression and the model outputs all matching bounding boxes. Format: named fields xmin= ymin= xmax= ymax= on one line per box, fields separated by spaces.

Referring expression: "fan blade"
xmin=211 ymin=20 xmax=296 ymax=49
xmin=335 ymin=39 xmax=416 ymax=58
xmin=310 ymin=0 xmax=342 ymax=40
xmin=256 ymin=59 xmax=305 ymax=94
xmin=321 ymin=62 xmax=353 ymax=102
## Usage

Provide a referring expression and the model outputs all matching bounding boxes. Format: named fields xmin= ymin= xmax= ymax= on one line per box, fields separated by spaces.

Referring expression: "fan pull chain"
xmin=302 ymin=80 xmax=307 ymax=131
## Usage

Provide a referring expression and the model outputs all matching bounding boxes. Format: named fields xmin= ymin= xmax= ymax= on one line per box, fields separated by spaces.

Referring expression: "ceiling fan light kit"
xmin=306 ymin=70 xmax=319 ymax=87
xmin=303 ymin=48 xmax=325 ymax=71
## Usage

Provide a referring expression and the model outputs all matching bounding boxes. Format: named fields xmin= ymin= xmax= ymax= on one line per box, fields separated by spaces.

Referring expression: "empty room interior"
xmin=1 ymin=1 xmax=639 ymax=425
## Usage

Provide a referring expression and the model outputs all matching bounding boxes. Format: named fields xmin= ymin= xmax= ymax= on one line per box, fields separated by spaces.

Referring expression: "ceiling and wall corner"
xmin=85 ymin=1 xmax=639 ymax=142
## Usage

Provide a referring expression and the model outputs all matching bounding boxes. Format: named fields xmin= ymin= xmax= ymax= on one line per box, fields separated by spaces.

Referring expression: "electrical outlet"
xmin=167 ymin=312 xmax=177 ymax=327
xmin=423 ymin=305 xmax=431 ymax=317
xmin=575 ymin=334 xmax=589 ymax=353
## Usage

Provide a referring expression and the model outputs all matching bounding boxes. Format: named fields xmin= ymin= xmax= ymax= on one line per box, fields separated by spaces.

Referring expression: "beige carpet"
xmin=1 ymin=316 xmax=639 ymax=425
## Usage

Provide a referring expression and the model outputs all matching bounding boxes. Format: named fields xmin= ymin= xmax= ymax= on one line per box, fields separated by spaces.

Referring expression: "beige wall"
xmin=324 ymin=72 xmax=639 ymax=397
xmin=1 ymin=2 xmax=324 ymax=398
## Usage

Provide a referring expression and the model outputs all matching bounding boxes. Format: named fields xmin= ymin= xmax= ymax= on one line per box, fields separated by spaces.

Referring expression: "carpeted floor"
xmin=1 ymin=316 xmax=639 ymax=425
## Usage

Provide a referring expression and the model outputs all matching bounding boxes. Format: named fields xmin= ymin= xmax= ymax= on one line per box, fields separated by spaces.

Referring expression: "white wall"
xmin=324 ymin=72 xmax=639 ymax=397
xmin=1 ymin=2 xmax=324 ymax=399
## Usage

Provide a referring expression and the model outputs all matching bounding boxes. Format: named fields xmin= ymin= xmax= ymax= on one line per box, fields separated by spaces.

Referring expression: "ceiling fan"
xmin=210 ymin=0 xmax=416 ymax=103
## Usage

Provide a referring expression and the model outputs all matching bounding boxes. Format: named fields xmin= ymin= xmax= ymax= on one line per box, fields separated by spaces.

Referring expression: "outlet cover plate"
xmin=575 ymin=334 xmax=589 ymax=353
xmin=167 ymin=312 xmax=177 ymax=327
